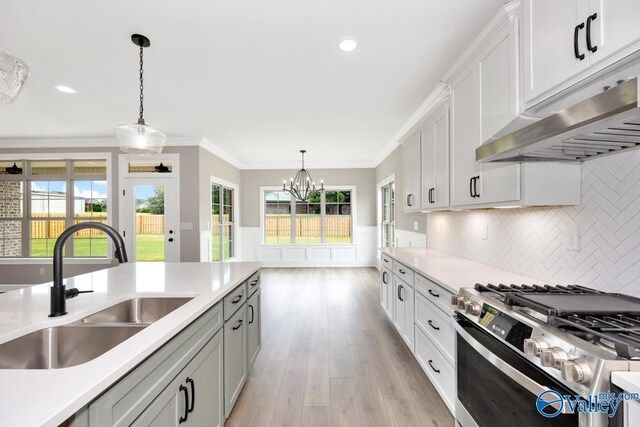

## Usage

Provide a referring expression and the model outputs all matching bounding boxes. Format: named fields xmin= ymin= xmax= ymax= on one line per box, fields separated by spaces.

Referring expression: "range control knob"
xmin=561 ymin=359 xmax=593 ymax=384
xmin=524 ymin=338 xmax=550 ymax=357
xmin=457 ymin=298 xmax=468 ymax=311
xmin=464 ymin=301 xmax=482 ymax=316
xmin=540 ymin=347 xmax=570 ymax=369
xmin=451 ymin=294 xmax=462 ymax=306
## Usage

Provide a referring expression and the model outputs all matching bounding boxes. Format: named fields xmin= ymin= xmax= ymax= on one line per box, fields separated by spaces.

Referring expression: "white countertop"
xmin=0 ymin=261 xmax=261 ymax=427
xmin=612 ymin=372 xmax=640 ymax=395
xmin=380 ymin=247 xmax=544 ymax=293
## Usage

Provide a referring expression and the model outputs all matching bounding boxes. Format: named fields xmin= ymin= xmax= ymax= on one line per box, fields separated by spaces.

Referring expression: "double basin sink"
xmin=0 ymin=297 xmax=192 ymax=369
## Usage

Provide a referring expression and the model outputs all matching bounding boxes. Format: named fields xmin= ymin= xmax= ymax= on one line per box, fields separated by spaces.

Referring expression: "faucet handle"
xmin=65 ymin=288 xmax=94 ymax=299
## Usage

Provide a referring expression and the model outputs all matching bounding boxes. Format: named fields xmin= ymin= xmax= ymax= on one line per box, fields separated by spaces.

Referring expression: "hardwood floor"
xmin=225 ymin=267 xmax=454 ymax=427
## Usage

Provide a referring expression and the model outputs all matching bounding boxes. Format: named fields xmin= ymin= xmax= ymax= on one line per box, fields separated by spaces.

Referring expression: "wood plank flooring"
xmin=225 ymin=267 xmax=454 ymax=427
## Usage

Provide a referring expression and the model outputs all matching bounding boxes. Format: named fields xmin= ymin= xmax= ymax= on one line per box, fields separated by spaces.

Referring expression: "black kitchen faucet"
xmin=50 ymin=222 xmax=128 ymax=317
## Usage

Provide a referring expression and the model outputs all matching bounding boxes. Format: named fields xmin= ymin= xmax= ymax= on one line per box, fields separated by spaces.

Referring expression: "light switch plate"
xmin=566 ymin=227 xmax=581 ymax=251
xmin=413 ymin=221 xmax=419 ymax=231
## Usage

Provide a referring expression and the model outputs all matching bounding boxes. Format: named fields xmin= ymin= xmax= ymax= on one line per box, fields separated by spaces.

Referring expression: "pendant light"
xmin=154 ymin=162 xmax=170 ymax=173
xmin=115 ymin=34 xmax=166 ymax=154
xmin=0 ymin=49 xmax=29 ymax=104
xmin=282 ymin=150 xmax=324 ymax=202
xmin=5 ymin=162 xmax=23 ymax=175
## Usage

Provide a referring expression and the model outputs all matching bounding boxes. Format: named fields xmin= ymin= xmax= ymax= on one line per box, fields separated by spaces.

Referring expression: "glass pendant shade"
xmin=116 ymin=121 xmax=166 ymax=154
xmin=0 ymin=49 xmax=29 ymax=104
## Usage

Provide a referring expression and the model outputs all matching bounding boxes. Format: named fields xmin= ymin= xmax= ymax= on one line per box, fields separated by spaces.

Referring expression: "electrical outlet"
xmin=566 ymin=227 xmax=581 ymax=251
xmin=413 ymin=221 xmax=419 ymax=231
xmin=481 ymin=224 xmax=488 ymax=240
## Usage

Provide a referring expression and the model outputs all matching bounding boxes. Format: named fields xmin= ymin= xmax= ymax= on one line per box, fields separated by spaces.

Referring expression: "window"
xmin=264 ymin=188 xmax=353 ymax=244
xmin=211 ymin=182 xmax=235 ymax=260
xmin=381 ymin=181 xmax=395 ymax=248
xmin=0 ymin=158 xmax=109 ymax=258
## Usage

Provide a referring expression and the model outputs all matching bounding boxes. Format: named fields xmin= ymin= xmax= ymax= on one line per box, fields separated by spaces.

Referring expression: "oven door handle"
xmin=454 ymin=320 xmax=571 ymax=414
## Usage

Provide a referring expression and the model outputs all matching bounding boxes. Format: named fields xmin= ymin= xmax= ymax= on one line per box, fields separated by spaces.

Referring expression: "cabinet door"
xmin=185 ymin=331 xmax=224 ymax=427
xmin=402 ymin=132 xmax=421 ymax=211
xmin=522 ymin=0 xmax=589 ymax=103
xmin=246 ymin=289 xmax=261 ymax=373
xmin=392 ymin=278 xmax=405 ymax=336
xmin=432 ymin=105 xmax=450 ymax=208
xmin=133 ymin=387 xmax=183 ymax=427
xmin=420 ymin=121 xmax=436 ymax=210
xmin=450 ymin=63 xmax=481 ymax=207
xmin=401 ymin=284 xmax=415 ymax=352
xmin=380 ymin=269 xmax=388 ymax=311
xmin=385 ymin=275 xmax=394 ymax=320
xmin=224 ymin=306 xmax=247 ymax=418
xmin=588 ymin=0 xmax=640 ymax=64
xmin=410 ymin=132 xmax=422 ymax=210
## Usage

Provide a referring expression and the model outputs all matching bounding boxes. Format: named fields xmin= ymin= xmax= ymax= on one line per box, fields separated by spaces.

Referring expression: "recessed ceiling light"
xmin=339 ymin=38 xmax=358 ymax=52
xmin=55 ymin=85 xmax=77 ymax=94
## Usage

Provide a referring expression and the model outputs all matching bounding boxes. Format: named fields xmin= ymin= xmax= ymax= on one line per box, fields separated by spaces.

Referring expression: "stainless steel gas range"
xmin=452 ymin=284 xmax=640 ymax=427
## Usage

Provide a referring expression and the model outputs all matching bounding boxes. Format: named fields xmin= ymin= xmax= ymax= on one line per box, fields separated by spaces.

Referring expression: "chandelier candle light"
xmin=282 ymin=150 xmax=325 ymax=202
xmin=115 ymin=34 xmax=166 ymax=154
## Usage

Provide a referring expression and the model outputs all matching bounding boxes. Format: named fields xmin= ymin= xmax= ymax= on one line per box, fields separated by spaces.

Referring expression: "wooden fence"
xmin=264 ymin=216 xmax=351 ymax=238
xmin=29 ymin=213 xmax=165 ymax=238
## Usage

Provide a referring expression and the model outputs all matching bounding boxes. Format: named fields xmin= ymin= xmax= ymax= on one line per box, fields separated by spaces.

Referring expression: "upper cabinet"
xmin=421 ymin=103 xmax=450 ymax=210
xmin=522 ymin=0 xmax=640 ymax=105
xmin=402 ymin=131 xmax=421 ymax=212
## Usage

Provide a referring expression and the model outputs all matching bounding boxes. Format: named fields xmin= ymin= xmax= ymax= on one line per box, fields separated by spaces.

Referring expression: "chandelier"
xmin=282 ymin=150 xmax=324 ymax=202
xmin=0 ymin=49 xmax=29 ymax=103
xmin=115 ymin=34 xmax=166 ymax=154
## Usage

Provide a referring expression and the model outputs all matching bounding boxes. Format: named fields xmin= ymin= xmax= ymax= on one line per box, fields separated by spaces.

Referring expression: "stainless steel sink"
xmin=0 ymin=324 xmax=146 ymax=369
xmin=79 ymin=297 xmax=192 ymax=325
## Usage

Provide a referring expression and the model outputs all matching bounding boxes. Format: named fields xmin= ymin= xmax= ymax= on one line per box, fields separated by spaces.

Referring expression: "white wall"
xmin=426 ymin=150 xmax=640 ymax=295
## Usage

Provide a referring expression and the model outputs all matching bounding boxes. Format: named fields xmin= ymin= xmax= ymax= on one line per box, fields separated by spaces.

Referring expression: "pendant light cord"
xmin=138 ymin=45 xmax=145 ymax=124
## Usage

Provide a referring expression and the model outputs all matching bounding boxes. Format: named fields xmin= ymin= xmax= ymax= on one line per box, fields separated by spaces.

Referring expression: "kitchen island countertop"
xmin=0 ymin=261 xmax=261 ymax=427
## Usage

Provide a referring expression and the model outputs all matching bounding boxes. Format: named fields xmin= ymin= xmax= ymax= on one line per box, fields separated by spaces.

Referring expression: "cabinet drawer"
xmin=380 ymin=253 xmax=394 ymax=269
xmin=415 ymin=291 xmax=455 ymax=363
xmin=415 ymin=274 xmax=452 ymax=314
xmin=247 ymin=271 xmax=261 ymax=296
xmin=415 ymin=327 xmax=455 ymax=412
xmin=393 ymin=262 xmax=414 ymax=285
xmin=224 ymin=284 xmax=247 ymax=321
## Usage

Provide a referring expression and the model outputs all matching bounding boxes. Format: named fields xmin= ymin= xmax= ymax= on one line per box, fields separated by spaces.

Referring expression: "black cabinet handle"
xmin=186 ymin=377 xmax=195 ymax=414
xmin=383 ymin=258 xmax=389 ymax=263
xmin=382 ymin=271 xmax=388 ymax=284
xmin=233 ymin=319 xmax=243 ymax=330
xmin=473 ymin=176 xmax=480 ymax=198
xmin=429 ymin=188 xmax=435 ymax=204
xmin=250 ymin=279 xmax=259 ymax=287
xmin=406 ymin=194 xmax=413 ymax=207
xmin=398 ymin=269 xmax=405 ymax=275
xmin=428 ymin=289 xmax=440 ymax=298
xmin=574 ymin=22 xmax=585 ymax=60
xmin=428 ymin=360 xmax=440 ymax=374
xmin=249 ymin=304 xmax=255 ymax=324
xmin=586 ymin=13 xmax=597 ymax=53
xmin=398 ymin=285 xmax=404 ymax=302
xmin=428 ymin=320 xmax=440 ymax=331
xmin=469 ymin=177 xmax=474 ymax=198
xmin=232 ymin=294 xmax=243 ymax=304
xmin=179 ymin=385 xmax=189 ymax=423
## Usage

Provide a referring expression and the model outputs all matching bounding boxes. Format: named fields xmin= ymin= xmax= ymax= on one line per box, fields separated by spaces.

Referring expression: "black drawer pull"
xmin=398 ymin=285 xmax=404 ymax=302
xmin=382 ymin=271 xmax=388 ymax=284
xmin=428 ymin=320 xmax=440 ymax=331
xmin=428 ymin=289 xmax=440 ymax=298
xmin=186 ymin=377 xmax=195 ymax=413
xmin=398 ymin=269 xmax=405 ymax=274
xmin=574 ymin=22 xmax=585 ymax=60
xmin=586 ymin=13 xmax=597 ymax=53
xmin=179 ymin=385 xmax=189 ymax=423
xmin=232 ymin=294 xmax=243 ymax=304
xmin=428 ymin=360 xmax=440 ymax=374
xmin=249 ymin=304 xmax=255 ymax=324
xmin=250 ymin=279 xmax=259 ymax=286
xmin=232 ymin=319 xmax=243 ymax=330
xmin=383 ymin=258 xmax=389 ymax=263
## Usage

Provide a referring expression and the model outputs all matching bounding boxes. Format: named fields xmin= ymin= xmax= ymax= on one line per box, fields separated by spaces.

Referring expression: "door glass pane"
xmin=223 ymin=224 xmax=233 ymax=260
xmin=265 ymin=191 xmax=291 ymax=244
xmin=135 ymin=184 xmax=165 ymax=261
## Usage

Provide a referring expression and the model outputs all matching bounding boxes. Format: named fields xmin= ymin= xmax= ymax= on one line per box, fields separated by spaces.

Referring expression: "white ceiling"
xmin=0 ymin=0 xmax=503 ymax=168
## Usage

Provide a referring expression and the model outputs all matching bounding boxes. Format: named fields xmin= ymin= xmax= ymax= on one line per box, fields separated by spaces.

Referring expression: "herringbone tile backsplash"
xmin=426 ymin=150 xmax=640 ymax=295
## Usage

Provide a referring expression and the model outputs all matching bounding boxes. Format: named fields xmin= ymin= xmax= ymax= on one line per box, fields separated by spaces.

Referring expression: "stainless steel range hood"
xmin=476 ymin=77 xmax=640 ymax=162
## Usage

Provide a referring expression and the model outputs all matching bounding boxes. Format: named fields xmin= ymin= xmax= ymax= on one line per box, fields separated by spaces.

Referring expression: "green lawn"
xmin=30 ymin=235 xmax=166 ymax=261
xmin=212 ymin=235 xmax=231 ymax=261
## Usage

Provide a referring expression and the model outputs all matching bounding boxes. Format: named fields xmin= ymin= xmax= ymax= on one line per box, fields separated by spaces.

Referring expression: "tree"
xmin=141 ymin=187 xmax=164 ymax=214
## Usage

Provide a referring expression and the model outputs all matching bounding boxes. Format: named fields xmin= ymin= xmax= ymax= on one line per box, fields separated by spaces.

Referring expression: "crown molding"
xmin=0 ymin=136 xmax=202 ymax=149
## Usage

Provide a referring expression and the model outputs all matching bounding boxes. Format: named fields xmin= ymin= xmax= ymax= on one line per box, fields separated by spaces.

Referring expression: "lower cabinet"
xmin=414 ymin=327 xmax=456 ymax=411
xmin=133 ymin=330 xmax=224 ymax=426
xmin=224 ymin=302 xmax=247 ymax=418
xmin=392 ymin=277 xmax=415 ymax=352
xmin=380 ymin=267 xmax=393 ymax=320
xmin=246 ymin=288 xmax=261 ymax=372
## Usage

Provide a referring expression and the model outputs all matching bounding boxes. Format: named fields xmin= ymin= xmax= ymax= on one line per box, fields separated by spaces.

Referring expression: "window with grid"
xmin=264 ymin=189 xmax=353 ymax=244
xmin=0 ymin=158 xmax=109 ymax=258
xmin=211 ymin=183 xmax=235 ymax=260
xmin=381 ymin=182 xmax=395 ymax=248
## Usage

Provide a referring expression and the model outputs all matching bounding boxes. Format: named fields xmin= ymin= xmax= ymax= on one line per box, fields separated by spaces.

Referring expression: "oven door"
xmin=455 ymin=315 xmax=580 ymax=427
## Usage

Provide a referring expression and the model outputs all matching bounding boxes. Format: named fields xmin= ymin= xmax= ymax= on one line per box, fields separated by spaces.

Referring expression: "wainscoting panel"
xmin=427 ymin=150 xmax=640 ymax=295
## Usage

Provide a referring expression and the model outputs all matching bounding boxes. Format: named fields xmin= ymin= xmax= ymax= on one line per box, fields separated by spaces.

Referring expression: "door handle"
xmin=382 ymin=271 xmax=388 ymax=284
xmin=473 ymin=176 xmax=480 ymax=198
xmin=398 ymin=285 xmax=404 ymax=302
xmin=186 ymin=377 xmax=195 ymax=414
xmin=168 ymin=237 xmax=174 ymax=242
xmin=429 ymin=188 xmax=435 ymax=204
xmin=574 ymin=22 xmax=585 ymax=60
xmin=586 ymin=13 xmax=597 ymax=53
xmin=233 ymin=319 xmax=243 ymax=330
xmin=469 ymin=177 xmax=475 ymax=198
xmin=249 ymin=304 xmax=255 ymax=324
xmin=179 ymin=385 xmax=189 ymax=423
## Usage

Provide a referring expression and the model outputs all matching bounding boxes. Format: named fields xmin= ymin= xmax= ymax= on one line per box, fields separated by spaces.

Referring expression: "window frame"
xmin=0 ymin=153 xmax=112 ymax=263
xmin=210 ymin=176 xmax=239 ymax=261
xmin=260 ymin=185 xmax=356 ymax=245
xmin=377 ymin=174 xmax=396 ymax=251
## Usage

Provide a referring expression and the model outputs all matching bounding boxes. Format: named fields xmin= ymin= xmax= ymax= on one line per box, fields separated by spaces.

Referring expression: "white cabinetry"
xmin=380 ymin=267 xmax=393 ymax=320
xmin=402 ymin=132 xmax=422 ymax=212
xmin=224 ymin=296 xmax=247 ymax=418
xmin=392 ymin=277 xmax=415 ymax=351
xmin=522 ymin=0 xmax=640 ymax=105
xmin=421 ymin=103 xmax=450 ymax=210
